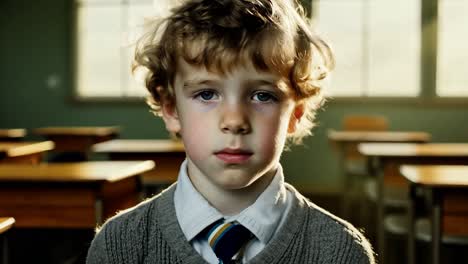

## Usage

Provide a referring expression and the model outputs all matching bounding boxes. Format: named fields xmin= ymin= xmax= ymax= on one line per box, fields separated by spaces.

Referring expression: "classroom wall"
xmin=1 ymin=0 xmax=468 ymax=193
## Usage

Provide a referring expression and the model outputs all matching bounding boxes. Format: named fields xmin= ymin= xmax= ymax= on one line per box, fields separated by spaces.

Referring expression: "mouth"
xmin=214 ymin=148 xmax=253 ymax=164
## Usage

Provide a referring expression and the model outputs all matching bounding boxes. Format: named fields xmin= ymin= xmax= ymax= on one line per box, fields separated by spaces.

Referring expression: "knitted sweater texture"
xmin=87 ymin=183 xmax=375 ymax=264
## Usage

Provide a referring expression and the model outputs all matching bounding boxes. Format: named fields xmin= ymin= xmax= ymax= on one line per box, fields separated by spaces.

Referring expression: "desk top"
xmin=93 ymin=139 xmax=185 ymax=153
xmin=34 ymin=126 xmax=120 ymax=137
xmin=401 ymin=165 xmax=468 ymax=188
xmin=0 ymin=129 xmax=26 ymax=139
xmin=0 ymin=217 xmax=15 ymax=234
xmin=0 ymin=161 xmax=155 ymax=183
xmin=358 ymin=143 xmax=468 ymax=158
xmin=0 ymin=141 xmax=54 ymax=159
xmin=328 ymin=130 xmax=431 ymax=143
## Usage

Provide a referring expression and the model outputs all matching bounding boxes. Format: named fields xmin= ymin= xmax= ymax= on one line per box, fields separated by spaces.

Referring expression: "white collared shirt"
xmin=174 ymin=159 xmax=292 ymax=263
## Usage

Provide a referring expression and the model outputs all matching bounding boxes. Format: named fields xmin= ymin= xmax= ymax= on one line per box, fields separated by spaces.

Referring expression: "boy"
xmin=87 ymin=0 xmax=375 ymax=263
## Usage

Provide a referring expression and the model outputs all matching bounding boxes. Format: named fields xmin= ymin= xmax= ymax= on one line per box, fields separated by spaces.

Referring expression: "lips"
xmin=214 ymin=148 xmax=253 ymax=163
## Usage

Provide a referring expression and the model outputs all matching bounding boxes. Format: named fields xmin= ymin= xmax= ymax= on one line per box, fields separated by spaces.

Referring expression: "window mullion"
xmin=361 ymin=0 xmax=370 ymax=97
xmin=420 ymin=0 xmax=438 ymax=99
xmin=121 ymin=0 xmax=128 ymax=97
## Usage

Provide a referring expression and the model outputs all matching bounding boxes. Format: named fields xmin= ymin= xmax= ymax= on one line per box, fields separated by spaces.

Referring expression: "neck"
xmin=187 ymin=162 xmax=277 ymax=216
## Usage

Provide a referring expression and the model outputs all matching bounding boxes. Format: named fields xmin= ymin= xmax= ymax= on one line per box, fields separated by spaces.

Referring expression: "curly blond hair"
xmin=133 ymin=0 xmax=334 ymax=145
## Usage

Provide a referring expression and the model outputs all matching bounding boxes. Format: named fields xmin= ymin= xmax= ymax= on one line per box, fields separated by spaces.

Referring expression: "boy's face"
xmin=162 ymin=59 xmax=302 ymax=193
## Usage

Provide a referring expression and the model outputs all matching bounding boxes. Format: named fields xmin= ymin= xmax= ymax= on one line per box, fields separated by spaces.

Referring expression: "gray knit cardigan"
xmin=87 ymin=183 xmax=375 ymax=263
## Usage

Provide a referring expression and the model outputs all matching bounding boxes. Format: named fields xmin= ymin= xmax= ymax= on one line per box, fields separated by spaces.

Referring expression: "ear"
xmin=161 ymin=100 xmax=181 ymax=134
xmin=288 ymin=103 xmax=304 ymax=134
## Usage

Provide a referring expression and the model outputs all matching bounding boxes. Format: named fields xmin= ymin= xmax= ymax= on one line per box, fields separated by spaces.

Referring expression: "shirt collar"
xmin=174 ymin=160 xmax=223 ymax=241
xmin=228 ymin=164 xmax=287 ymax=244
xmin=174 ymin=159 xmax=288 ymax=244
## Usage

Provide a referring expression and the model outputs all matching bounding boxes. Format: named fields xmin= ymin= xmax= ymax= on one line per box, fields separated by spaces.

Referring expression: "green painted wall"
xmin=1 ymin=0 xmax=468 ymax=193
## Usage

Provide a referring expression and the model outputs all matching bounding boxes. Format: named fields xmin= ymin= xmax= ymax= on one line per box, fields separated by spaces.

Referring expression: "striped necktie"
xmin=206 ymin=221 xmax=253 ymax=264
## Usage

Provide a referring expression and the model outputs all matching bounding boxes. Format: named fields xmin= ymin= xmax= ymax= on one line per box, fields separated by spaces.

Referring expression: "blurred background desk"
xmin=34 ymin=126 xmax=120 ymax=161
xmin=93 ymin=139 xmax=185 ymax=196
xmin=0 ymin=161 xmax=154 ymax=228
xmin=0 ymin=217 xmax=15 ymax=264
xmin=359 ymin=143 xmax=468 ymax=263
xmin=0 ymin=141 xmax=54 ymax=164
xmin=0 ymin=218 xmax=14 ymax=234
xmin=401 ymin=165 xmax=468 ymax=264
xmin=328 ymin=130 xmax=431 ymax=144
xmin=0 ymin=129 xmax=26 ymax=142
xmin=328 ymin=130 xmax=430 ymax=224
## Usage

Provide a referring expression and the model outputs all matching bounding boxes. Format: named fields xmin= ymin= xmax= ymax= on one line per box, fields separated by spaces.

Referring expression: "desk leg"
xmin=338 ymin=144 xmax=350 ymax=219
xmin=136 ymin=175 xmax=145 ymax=201
xmin=2 ymin=235 xmax=8 ymax=264
xmin=408 ymin=184 xmax=416 ymax=264
xmin=95 ymin=198 xmax=103 ymax=225
xmin=374 ymin=157 xmax=385 ymax=264
xmin=431 ymin=190 xmax=442 ymax=264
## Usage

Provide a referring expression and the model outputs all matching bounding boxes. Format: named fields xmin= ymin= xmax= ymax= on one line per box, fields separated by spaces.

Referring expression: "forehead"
xmin=176 ymin=58 xmax=283 ymax=84
xmin=175 ymin=30 xmax=295 ymax=79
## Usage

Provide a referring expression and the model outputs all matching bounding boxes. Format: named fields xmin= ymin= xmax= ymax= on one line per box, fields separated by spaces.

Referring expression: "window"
xmin=313 ymin=0 xmax=421 ymax=97
xmin=75 ymin=0 xmax=468 ymax=100
xmin=437 ymin=0 xmax=468 ymax=97
xmin=75 ymin=0 xmax=172 ymax=99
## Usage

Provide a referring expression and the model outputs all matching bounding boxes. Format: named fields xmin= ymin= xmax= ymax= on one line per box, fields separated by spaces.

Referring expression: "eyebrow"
xmin=182 ymin=78 xmax=288 ymax=93
xmin=183 ymin=79 xmax=219 ymax=90
xmin=244 ymin=79 xmax=289 ymax=94
xmin=244 ymin=79 xmax=277 ymax=88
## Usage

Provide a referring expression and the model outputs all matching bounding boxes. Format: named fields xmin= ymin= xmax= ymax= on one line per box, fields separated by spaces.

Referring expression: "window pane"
xmin=76 ymin=0 xmax=159 ymax=99
xmin=122 ymin=3 xmax=155 ymax=97
xmin=367 ymin=0 xmax=420 ymax=96
xmin=315 ymin=1 xmax=364 ymax=96
xmin=77 ymin=4 xmax=122 ymax=97
xmin=437 ymin=0 xmax=468 ymax=97
xmin=314 ymin=0 xmax=420 ymax=97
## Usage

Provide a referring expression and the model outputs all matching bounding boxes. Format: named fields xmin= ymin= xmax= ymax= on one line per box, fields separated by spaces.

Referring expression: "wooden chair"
xmin=342 ymin=115 xmax=389 ymax=174
xmin=335 ymin=115 xmax=390 ymax=227
xmin=343 ymin=115 xmax=388 ymax=132
xmin=343 ymin=116 xmax=414 ymax=210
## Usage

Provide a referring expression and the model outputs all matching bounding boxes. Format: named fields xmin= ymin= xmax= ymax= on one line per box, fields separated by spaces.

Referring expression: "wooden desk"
xmin=93 ymin=139 xmax=185 ymax=190
xmin=0 ymin=161 xmax=154 ymax=228
xmin=358 ymin=143 xmax=468 ymax=263
xmin=0 ymin=129 xmax=26 ymax=141
xmin=1 ymin=217 xmax=15 ymax=264
xmin=0 ymin=141 xmax=54 ymax=164
xmin=328 ymin=130 xmax=431 ymax=143
xmin=401 ymin=165 xmax=468 ymax=264
xmin=328 ymin=130 xmax=430 ymax=219
xmin=0 ymin=218 xmax=14 ymax=235
xmin=34 ymin=126 xmax=119 ymax=154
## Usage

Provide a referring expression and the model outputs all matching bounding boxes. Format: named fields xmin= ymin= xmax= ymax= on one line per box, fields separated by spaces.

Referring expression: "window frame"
xmin=71 ymin=0 xmax=153 ymax=103
xmin=311 ymin=0 xmax=468 ymax=105
xmin=71 ymin=0 xmax=468 ymax=106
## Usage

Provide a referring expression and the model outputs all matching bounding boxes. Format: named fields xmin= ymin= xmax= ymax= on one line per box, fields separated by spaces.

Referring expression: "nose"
xmin=219 ymin=103 xmax=251 ymax=135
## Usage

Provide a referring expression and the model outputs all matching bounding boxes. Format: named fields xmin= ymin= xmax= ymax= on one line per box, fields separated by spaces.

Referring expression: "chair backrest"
xmin=343 ymin=115 xmax=389 ymax=131
xmin=341 ymin=115 xmax=389 ymax=163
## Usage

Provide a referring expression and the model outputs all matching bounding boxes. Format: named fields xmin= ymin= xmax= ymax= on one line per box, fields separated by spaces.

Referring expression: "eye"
xmin=252 ymin=91 xmax=277 ymax=102
xmin=194 ymin=90 xmax=218 ymax=101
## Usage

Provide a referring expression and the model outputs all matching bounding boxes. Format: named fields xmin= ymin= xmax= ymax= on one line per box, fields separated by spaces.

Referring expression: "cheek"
xmin=254 ymin=111 xmax=290 ymax=157
xmin=179 ymin=110 xmax=214 ymax=160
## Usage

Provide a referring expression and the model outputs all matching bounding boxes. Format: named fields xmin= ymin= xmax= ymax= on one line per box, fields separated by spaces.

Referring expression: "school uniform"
xmin=87 ymin=160 xmax=374 ymax=263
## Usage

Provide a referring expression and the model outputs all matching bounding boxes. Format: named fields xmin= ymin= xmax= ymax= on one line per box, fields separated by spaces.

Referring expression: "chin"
xmin=218 ymin=180 xmax=249 ymax=190
xmin=216 ymin=175 xmax=259 ymax=191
